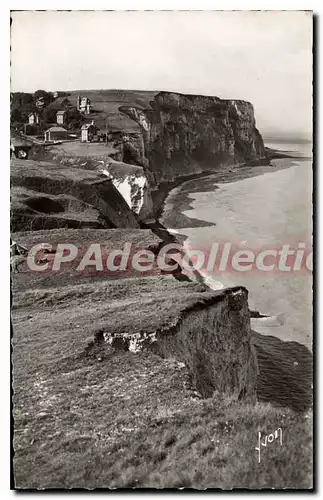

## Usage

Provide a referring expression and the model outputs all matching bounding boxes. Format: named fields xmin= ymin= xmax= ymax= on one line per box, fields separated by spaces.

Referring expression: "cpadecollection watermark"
xmin=23 ymin=241 xmax=313 ymax=275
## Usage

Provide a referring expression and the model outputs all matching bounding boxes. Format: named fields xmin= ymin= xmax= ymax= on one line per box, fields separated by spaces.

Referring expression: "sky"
xmin=10 ymin=10 xmax=312 ymax=138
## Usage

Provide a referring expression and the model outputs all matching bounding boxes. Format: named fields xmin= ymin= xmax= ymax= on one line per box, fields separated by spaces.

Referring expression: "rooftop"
xmin=81 ymin=123 xmax=97 ymax=130
xmin=45 ymin=126 xmax=67 ymax=132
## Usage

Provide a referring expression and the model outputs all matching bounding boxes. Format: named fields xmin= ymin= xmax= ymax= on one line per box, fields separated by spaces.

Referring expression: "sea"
xmin=165 ymin=141 xmax=313 ymax=348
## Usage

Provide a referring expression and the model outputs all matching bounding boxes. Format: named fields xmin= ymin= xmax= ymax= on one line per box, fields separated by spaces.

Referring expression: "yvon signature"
xmin=255 ymin=428 xmax=283 ymax=463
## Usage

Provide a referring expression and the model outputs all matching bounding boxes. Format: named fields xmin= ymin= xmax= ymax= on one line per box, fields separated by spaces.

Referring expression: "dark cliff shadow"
xmin=251 ymin=331 xmax=312 ymax=412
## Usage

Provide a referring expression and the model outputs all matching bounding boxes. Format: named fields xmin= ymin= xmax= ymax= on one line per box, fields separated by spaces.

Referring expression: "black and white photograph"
xmin=10 ymin=9 xmax=313 ymax=490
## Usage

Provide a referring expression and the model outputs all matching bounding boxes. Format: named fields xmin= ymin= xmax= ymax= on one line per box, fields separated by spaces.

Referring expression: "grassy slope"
xmin=12 ymin=263 xmax=312 ymax=489
xmin=11 ymin=228 xmax=163 ymax=291
xmin=44 ymin=141 xmax=119 ymax=160
xmin=66 ymin=89 xmax=157 ymax=132
xmin=13 ymin=345 xmax=312 ymax=489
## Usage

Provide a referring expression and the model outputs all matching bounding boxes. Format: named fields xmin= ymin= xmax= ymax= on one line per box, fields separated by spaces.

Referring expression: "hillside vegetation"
xmin=11 ymin=89 xmax=157 ymax=135
xmin=13 ymin=347 xmax=312 ymax=489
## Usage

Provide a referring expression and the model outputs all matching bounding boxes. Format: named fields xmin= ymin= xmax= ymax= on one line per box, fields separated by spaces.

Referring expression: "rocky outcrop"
xmin=225 ymin=99 xmax=265 ymax=162
xmin=102 ymin=285 xmax=257 ymax=400
xmin=120 ymin=91 xmax=265 ymax=186
xmin=115 ymin=132 xmax=148 ymax=168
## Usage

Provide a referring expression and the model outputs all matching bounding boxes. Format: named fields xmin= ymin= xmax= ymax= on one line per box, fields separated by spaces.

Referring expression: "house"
xmin=44 ymin=126 xmax=68 ymax=142
xmin=56 ymin=110 xmax=66 ymax=125
xmin=81 ymin=121 xmax=99 ymax=142
xmin=77 ymin=95 xmax=92 ymax=115
xmin=28 ymin=112 xmax=39 ymax=125
xmin=45 ymin=98 xmax=77 ymax=125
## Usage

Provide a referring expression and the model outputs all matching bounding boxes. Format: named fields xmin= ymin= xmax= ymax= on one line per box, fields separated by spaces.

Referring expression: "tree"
xmin=56 ymin=91 xmax=71 ymax=98
xmin=43 ymin=107 xmax=58 ymax=124
xmin=25 ymin=124 xmax=40 ymax=136
xmin=34 ymin=90 xmax=54 ymax=107
xmin=11 ymin=92 xmax=35 ymax=128
xmin=11 ymin=108 xmax=22 ymax=124
xmin=66 ymin=108 xmax=83 ymax=131
xmin=11 ymin=92 xmax=34 ymax=107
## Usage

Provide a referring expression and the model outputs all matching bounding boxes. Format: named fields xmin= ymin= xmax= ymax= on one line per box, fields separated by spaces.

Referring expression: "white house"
xmin=81 ymin=121 xmax=98 ymax=142
xmin=56 ymin=110 xmax=66 ymax=125
xmin=28 ymin=112 xmax=39 ymax=125
xmin=44 ymin=126 xmax=68 ymax=142
xmin=77 ymin=95 xmax=92 ymax=115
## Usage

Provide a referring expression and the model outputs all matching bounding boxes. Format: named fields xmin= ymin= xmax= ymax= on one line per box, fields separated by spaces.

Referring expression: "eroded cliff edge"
xmin=12 ymin=229 xmax=257 ymax=403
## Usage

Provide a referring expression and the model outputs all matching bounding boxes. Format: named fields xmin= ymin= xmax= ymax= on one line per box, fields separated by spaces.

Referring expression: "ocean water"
xmin=265 ymin=141 xmax=312 ymax=158
xmin=168 ymin=143 xmax=313 ymax=348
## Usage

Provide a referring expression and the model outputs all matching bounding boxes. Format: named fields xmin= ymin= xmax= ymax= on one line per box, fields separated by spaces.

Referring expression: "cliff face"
xmin=120 ymin=91 xmax=265 ymax=185
xmin=225 ymin=99 xmax=265 ymax=163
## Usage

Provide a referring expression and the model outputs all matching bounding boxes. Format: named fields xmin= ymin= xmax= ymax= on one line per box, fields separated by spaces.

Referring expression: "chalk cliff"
xmin=120 ymin=91 xmax=266 ymax=186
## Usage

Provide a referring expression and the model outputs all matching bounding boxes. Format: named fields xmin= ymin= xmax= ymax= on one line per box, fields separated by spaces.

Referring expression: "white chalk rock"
xmin=100 ymin=163 xmax=148 ymax=215
xmin=203 ymin=275 xmax=225 ymax=291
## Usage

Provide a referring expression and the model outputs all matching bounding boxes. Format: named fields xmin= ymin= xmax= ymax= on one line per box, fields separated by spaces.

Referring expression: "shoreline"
xmin=160 ymin=155 xmax=302 ymax=230
xmin=145 ymin=148 xmax=297 ymax=226
xmin=148 ymin=150 xmax=312 ymax=319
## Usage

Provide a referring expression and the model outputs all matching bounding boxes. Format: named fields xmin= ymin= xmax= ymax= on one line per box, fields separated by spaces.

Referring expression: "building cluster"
xmin=27 ymin=95 xmax=101 ymax=143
